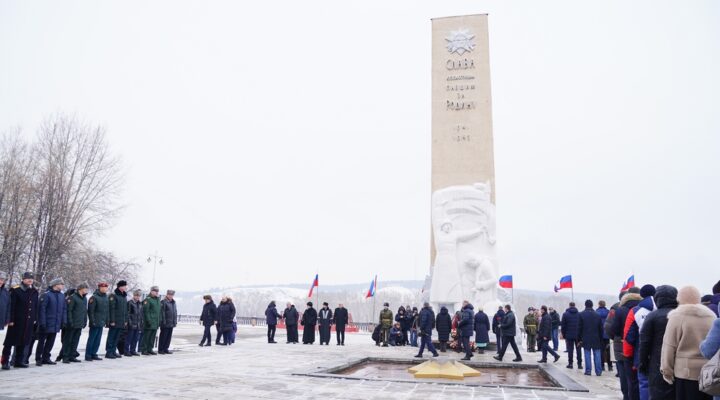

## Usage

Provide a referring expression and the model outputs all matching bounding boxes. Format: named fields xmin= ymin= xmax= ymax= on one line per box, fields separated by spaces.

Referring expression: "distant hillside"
xmin=172 ymin=281 xmax=615 ymax=323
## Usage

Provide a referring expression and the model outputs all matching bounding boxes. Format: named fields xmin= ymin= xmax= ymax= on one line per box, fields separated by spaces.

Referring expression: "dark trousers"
xmin=287 ymin=324 xmax=298 ymax=343
xmin=498 ymin=336 xmax=522 ymax=360
xmin=126 ymin=328 xmax=141 ymax=353
xmin=85 ymin=327 xmax=103 ymax=358
xmin=617 ymin=360 xmax=629 ymax=400
xmin=201 ymin=325 xmax=213 ymax=345
xmin=141 ymin=328 xmax=157 ymax=352
xmin=674 ymin=377 xmax=711 ymax=400
xmin=601 ymin=339 xmax=613 ymax=368
xmin=158 ymin=327 xmax=173 ymax=352
xmin=401 ymin=329 xmax=409 ymax=345
xmin=462 ymin=335 xmax=472 ymax=357
xmin=336 ymin=326 xmax=345 ymax=344
xmin=495 ymin=332 xmax=503 ymax=353
xmin=222 ymin=330 xmax=232 ymax=344
xmin=62 ymin=328 xmax=82 ymax=361
xmin=625 ymin=358 xmax=640 ymax=400
xmin=540 ymin=338 xmax=559 ymax=361
xmin=267 ymin=324 xmax=276 ymax=342
xmin=35 ymin=332 xmax=58 ymax=362
xmin=106 ymin=327 xmax=122 ymax=354
xmin=1 ymin=344 xmax=24 ymax=366
xmin=418 ymin=333 xmax=437 ymax=356
xmin=215 ymin=323 xmax=221 ymax=344
xmin=566 ymin=339 xmax=583 ymax=366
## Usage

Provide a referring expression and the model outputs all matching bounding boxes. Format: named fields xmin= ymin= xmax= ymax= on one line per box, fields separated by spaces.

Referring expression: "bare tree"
xmin=0 ymin=130 xmax=36 ymax=283
xmin=26 ymin=114 xmax=124 ymax=286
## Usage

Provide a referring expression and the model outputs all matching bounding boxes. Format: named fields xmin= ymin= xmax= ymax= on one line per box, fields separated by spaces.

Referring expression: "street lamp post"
xmin=147 ymin=251 xmax=164 ymax=287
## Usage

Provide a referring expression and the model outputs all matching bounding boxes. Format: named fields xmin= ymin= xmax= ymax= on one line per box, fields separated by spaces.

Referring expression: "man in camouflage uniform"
xmin=141 ymin=286 xmax=161 ymax=355
xmin=106 ymin=280 xmax=128 ymax=359
xmin=379 ymin=302 xmax=393 ymax=347
xmin=524 ymin=307 xmax=538 ymax=353
xmin=85 ymin=282 xmax=109 ymax=361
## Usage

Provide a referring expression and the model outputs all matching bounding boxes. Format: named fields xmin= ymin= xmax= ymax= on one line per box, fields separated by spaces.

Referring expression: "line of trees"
xmin=0 ymin=113 xmax=140 ymax=289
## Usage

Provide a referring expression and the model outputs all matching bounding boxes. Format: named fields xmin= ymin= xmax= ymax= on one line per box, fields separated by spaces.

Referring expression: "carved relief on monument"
xmin=429 ymin=182 xmax=501 ymax=313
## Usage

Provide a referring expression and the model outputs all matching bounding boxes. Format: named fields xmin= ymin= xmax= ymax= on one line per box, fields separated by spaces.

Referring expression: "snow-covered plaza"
xmin=0 ymin=324 xmax=624 ymax=399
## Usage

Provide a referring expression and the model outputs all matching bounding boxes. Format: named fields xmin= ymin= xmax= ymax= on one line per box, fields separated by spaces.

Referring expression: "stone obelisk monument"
xmin=428 ymin=14 xmax=501 ymax=314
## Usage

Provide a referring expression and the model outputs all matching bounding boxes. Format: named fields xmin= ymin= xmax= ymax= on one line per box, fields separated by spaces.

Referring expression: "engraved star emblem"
xmin=446 ymin=29 xmax=475 ymax=55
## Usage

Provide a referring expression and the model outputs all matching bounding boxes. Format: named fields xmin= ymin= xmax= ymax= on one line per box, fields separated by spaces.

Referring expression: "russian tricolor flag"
xmin=308 ymin=274 xmax=319 ymax=298
xmin=554 ymin=275 xmax=573 ymax=292
xmin=366 ymin=275 xmax=377 ymax=299
xmin=498 ymin=275 xmax=513 ymax=289
xmin=621 ymin=274 xmax=635 ymax=292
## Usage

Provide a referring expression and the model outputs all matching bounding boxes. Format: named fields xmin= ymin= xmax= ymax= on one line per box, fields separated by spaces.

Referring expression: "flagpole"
xmin=372 ymin=276 xmax=377 ymax=324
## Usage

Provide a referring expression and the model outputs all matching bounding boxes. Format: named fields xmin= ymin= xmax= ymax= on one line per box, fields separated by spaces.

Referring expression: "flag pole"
xmin=372 ymin=276 xmax=377 ymax=325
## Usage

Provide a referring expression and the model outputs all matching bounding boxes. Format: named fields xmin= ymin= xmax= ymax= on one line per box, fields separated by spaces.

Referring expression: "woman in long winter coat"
xmin=474 ymin=308 xmax=490 ymax=354
xmin=435 ymin=306 xmax=452 ymax=352
xmin=300 ymin=302 xmax=317 ymax=344
xmin=638 ymin=285 xmax=678 ymax=400
xmin=661 ymin=286 xmax=716 ymax=400
xmin=216 ymin=297 xmax=236 ymax=345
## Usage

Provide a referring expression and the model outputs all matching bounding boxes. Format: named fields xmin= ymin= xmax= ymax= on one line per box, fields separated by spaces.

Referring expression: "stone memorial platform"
xmin=0 ymin=325 xmax=623 ymax=399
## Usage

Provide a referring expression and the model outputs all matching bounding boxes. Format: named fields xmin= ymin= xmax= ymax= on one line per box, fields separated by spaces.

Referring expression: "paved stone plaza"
xmin=0 ymin=325 xmax=623 ymax=399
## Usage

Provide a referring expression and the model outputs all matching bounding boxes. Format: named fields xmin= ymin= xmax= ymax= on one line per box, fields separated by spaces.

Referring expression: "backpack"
xmin=700 ymin=349 xmax=720 ymax=396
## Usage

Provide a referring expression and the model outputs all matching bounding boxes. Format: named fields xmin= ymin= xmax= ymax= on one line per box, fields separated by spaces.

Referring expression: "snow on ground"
xmin=0 ymin=325 xmax=623 ymax=399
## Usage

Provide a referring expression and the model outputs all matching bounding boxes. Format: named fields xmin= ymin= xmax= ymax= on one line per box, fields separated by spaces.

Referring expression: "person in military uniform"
xmin=379 ymin=302 xmax=393 ymax=347
xmin=62 ymin=283 xmax=89 ymax=363
xmin=1 ymin=272 xmax=39 ymax=369
xmin=158 ymin=289 xmax=177 ymax=354
xmin=105 ymin=280 xmax=128 ymax=359
xmin=35 ymin=277 xmax=66 ymax=366
xmin=524 ymin=307 xmax=538 ymax=353
xmin=85 ymin=282 xmax=110 ymax=361
xmin=125 ymin=289 xmax=143 ymax=356
xmin=141 ymin=286 xmax=161 ymax=355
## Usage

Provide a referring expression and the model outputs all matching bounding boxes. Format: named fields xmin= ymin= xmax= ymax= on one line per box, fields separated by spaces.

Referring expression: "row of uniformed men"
xmin=0 ymin=271 xmax=178 ymax=370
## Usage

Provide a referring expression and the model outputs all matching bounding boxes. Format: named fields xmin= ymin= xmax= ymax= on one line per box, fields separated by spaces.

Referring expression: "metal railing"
xmin=178 ymin=314 xmax=375 ymax=332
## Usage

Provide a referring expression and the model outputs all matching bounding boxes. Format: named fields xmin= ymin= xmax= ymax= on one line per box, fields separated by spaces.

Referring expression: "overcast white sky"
xmin=1 ymin=1 xmax=718 ymax=294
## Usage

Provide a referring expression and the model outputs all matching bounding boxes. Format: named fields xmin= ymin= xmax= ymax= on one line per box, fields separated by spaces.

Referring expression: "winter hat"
xmin=713 ymin=280 xmax=720 ymax=295
xmin=628 ymin=287 xmax=641 ymax=294
xmin=677 ymin=286 xmax=701 ymax=305
xmin=49 ymin=278 xmax=64 ymax=287
xmin=701 ymin=294 xmax=713 ymax=304
xmin=117 ymin=280 xmax=128 ymax=288
xmin=640 ymin=284 xmax=656 ymax=298
xmin=306 ymin=301 xmax=313 ymax=307
xmin=133 ymin=289 xmax=143 ymax=296
xmin=150 ymin=286 xmax=159 ymax=292
xmin=166 ymin=289 xmax=175 ymax=295
xmin=203 ymin=295 xmax=212 ymax=300
xmin=585 ymin=299 xmax=594 ymax=308
xmin=654 ymin=285 xmax=679 ymax=309
xmin=22 ymin=271 xmax=34 ymax=280
xmin=77 ymin=282 xmax=89 ymax=290
xmin=383 ymin=302 xmax=389 ymax=307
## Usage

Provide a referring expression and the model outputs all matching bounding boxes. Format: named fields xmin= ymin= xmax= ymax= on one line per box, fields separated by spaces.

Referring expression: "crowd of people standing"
xmin=0 ymin=271 xmax=178 ymax=370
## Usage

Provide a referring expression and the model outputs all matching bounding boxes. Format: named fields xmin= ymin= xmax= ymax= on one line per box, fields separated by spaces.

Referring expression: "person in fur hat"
xmin=661 ymin=285 xmax=716 ymax=400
